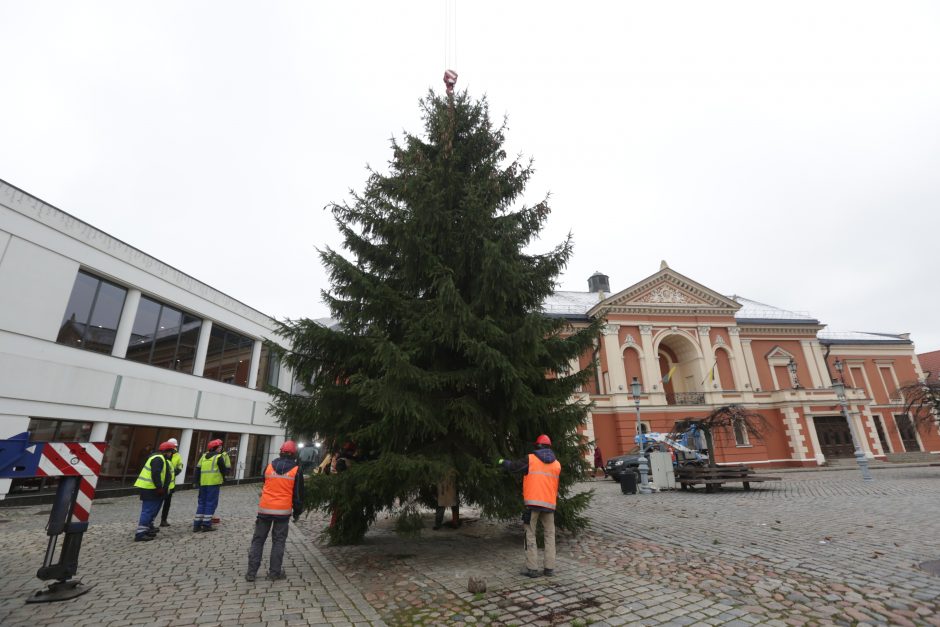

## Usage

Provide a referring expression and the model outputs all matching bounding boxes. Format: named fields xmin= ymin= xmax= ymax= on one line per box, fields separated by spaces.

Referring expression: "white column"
xmin=0 ymin=415 xmax=31 ymax=500
xmin=192 ymin=320 xmax=213 ymax=376
xmin=236 ymin=432 xmax=250 ymax=480
xmin=268 ymin=434 xmax=286 ymax=468
xmin=111 ymin=288 xmax=141 ymax=359
xmin=697 ymin=326 xmax=714 ymax=388
xmin=89 ymin=421 xmax=109 ymax=442
xmin=178 ymin=428 xmax=194 ymax=482
xmin=638 ymin=325 xmax=659 ymax=392
xmin=728 ymin=327 xmax=752 ymax=390
xmin=851 ymin=405 xmax=874 ymax=458
xmin=247 ymin=339 xmax=263 ymax=389
xmin=601 ymin=324 xmax=627 ymax=392
xmin=800 ymin=340 xmax=823 ymax=389
xmin=812 ymin=343 xmax=832 ymax=384
xmin=741 ymin=339 xmax=762 ymax=391
xmin=804 ymin=416 xmax=826 ymax=465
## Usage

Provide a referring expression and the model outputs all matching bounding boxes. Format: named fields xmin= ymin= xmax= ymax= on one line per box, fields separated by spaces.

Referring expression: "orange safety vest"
xmin=522 ymin=453 xmax=561 ymax=511
xmin=257 ymin=463 xmax=299 ymax=516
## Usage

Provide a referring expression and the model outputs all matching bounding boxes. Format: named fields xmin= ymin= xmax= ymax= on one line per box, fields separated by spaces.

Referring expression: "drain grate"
xmin=919 ymin=560 xmax=940 ymax=576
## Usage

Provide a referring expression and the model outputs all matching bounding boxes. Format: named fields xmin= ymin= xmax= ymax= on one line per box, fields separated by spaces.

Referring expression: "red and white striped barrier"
xmin=35 ymin=442 xmax=106 ymax=523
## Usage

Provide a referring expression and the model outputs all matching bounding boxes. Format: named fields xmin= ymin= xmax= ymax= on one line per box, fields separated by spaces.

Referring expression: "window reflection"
xmin=56 ymin=270 xmax=127 ymax=354
xmin=125 ymin=295 xmax=202 ymax=373
xmin=202 ymin=324 xmax=254 ymax=386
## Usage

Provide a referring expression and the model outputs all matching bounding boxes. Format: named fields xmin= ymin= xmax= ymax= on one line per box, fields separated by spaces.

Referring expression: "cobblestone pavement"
xmin=0 ymin=485 xmax=383 ymax=627
xmin=2 ymin=467 xmax=940 ymax=626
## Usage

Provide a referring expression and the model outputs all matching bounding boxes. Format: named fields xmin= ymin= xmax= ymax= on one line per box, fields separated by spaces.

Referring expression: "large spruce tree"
xmin=271 ymin=89 xmax=601 ymax=544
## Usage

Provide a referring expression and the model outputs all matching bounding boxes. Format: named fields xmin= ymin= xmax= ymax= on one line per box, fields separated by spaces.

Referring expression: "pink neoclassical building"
xmin=547 ymin=262 xmax=938 ymax=468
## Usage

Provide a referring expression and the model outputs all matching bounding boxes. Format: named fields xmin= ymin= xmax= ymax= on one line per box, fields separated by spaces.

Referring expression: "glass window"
xmin=256 ymin=344 xmax=281 ymax=391
xmin=127 ymin=426 xmax=160 ymax=477
xmin=56 ymin=271 xmax=127 ymax=354
xmin=733 ymin=418 xmax=750 ymax=446
xmin=99 ymin=424 xmax=134 ymax=488
xmin=126 ymin=295 xmax=202 ymax=373
xmin=245 ymin=434 xmax=271 ymax=477
xmin=201 ymin=323 xmax=254 ymax=387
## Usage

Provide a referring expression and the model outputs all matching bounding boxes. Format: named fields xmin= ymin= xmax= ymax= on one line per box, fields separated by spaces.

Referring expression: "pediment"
xmin=589 ymin=266 xmax=742 ymax=317
xmin=765 ymin=346 xmax=795 ymax=361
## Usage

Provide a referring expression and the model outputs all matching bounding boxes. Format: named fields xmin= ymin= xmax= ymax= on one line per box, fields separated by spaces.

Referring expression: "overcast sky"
xmin=2 ymin=1 xmax=938 ymax=351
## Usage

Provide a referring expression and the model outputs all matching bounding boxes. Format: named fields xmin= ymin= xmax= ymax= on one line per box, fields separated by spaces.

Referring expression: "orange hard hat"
xmin=158 ymin=441 xmax=176 ymax=452
xmin=208 ymin=439 xmax=224 ymax=450
xmin=280 ymin=440 xmax=298 ymax=455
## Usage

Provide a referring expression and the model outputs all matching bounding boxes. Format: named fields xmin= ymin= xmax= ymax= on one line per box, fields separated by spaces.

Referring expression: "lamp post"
xmin=787 ymin=358 xmax=801 ymax=389
xmin=631 ymin=377 xmax=651 ymax=494
xmin=832 ymin=359 xmax=874 ymax=482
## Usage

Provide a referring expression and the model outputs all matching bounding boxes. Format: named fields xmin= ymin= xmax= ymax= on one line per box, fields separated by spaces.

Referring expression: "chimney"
xmin=588 ymin=271 xmax=610 ymax=294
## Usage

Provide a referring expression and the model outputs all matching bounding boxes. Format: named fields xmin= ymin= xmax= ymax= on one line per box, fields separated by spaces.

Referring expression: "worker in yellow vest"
xmin=245 ymin=440 xmax=305 ymax=582
xmin=192 ymin=439 xmax=230 ymax=532
xmin=499 ymin=434 xmax=561 ymax=578
xmin=159 ymin=437 xmax=184 ymax=527
xmin=133 ymin=441 xmax=176 ymax=541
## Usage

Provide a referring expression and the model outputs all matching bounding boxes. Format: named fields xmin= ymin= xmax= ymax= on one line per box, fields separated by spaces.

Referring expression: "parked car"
xmin=605 ymin=446 xmax=656 ymax=482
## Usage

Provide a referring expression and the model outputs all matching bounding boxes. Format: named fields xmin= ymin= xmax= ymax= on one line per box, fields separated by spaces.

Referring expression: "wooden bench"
xmin=674 ymin=464 xmax=781 ymax=492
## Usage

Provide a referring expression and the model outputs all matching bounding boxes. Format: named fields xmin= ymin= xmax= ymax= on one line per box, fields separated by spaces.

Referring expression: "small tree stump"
xmin=467 ymin=576 xmax=486 ymax=594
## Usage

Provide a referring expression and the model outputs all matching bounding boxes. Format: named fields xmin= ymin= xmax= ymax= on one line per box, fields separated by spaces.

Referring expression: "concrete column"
xmin=638 ymin=325 xmax=659 ymax=392
xmin=236 ymin=432 xmax=250 ymax=480
xmin=697 ymin=326 xmax=715 ymax=388
xmin=804 ymin=415 xmax=826 ymax=465
xmin=89 ymin=421 xmax=109 ymax=442
xmin=111 ymin=288 xmax=141 ymax=359
xmin=247 ymin=339 xmax=263 ymax=389
xmin=741 ymin=339 xmax=762 ymax=391
xmin=192 ymin=320 xmax=213 ymax=376
xmin=601 ymin=324 xmax=627 ymax=392
xmin=178 ymin=428 xmax=194 ymax=481
xmin=728 ymin=327 xmax=752 ymax=391
xmin=800 ymin=340 xmax=823 ymax=389
xmin=0 ymin=415 xmax=31 ymax=500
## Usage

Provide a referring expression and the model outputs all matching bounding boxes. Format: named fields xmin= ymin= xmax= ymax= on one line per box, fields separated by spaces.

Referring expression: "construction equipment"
xmin=0 ymin=432 xmax=107 ymax=602
xmin=635 ymin=428 xmax=709 ymax=466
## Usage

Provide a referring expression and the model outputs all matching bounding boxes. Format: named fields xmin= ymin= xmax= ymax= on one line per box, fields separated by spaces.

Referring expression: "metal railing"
xmin=665 ymin=392 xmax=706 ymax=405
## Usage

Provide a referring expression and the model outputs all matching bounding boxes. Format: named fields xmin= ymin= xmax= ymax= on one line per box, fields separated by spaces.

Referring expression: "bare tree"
xmin=669 ymin=405 xmax=771 ymax=467
xmin=899 ymin=380 xmax=940 ymax=431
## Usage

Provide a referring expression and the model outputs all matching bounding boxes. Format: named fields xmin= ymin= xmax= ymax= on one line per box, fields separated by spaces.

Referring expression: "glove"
xmin=292 ymin=514 xmax=300 ymax=524
xmin=497 ymin=458 xmax=504 ymax=466
xmin=521 ymin=510 xmax=531 ymax=525
xmin=155 ymin=488 xmax=166 ymax=497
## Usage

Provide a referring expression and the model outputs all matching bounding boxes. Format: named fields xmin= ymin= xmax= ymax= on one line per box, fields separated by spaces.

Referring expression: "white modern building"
xmin=0 ymin=179 xmax=293 ymax=499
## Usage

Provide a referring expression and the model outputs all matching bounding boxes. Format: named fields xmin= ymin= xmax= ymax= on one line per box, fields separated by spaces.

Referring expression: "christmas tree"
xmin=271 ymin=89 xmax=601 ymax=544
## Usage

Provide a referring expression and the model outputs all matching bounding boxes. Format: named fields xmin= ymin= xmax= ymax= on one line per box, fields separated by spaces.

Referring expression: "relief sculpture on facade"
xmin=635 ymin=284 xmax=697 ymax=304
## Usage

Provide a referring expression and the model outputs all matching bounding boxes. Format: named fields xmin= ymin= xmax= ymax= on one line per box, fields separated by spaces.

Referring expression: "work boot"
xmin=159 ymin=520 xmax=170 ymax=527
xmin=520 ymin=568 xmax=541 ymax=578
xmin=134 ymin=534 xmax=154 ymax=542
xmin=543 ymin=569 xmax=555 ymax=577
xmin=245 ymin=573 xmax=256 ymax=582
xmin=266 ymin=571 xmax=286 ymax=581
xmin=202 ymin=525 xmax=217 ymax=532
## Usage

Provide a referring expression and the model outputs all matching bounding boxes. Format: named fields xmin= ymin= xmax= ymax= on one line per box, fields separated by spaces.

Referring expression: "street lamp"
xmin=631 ymin=377 xmax=651 ymax=494
xmin=831 ymin=360 xmax=874 ymax=482
xmin=787 ymin=358 xmax=801 ymax=389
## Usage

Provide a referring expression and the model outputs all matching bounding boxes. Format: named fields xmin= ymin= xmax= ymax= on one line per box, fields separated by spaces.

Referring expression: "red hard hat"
xmin=159 ymin=441 xmax=176 ymax=452
xmin=208 ymin=439 xmax=224 ymax=449
xmin=280 ymin=440 xmax=298 ymax=455
xmin=535 ymin=434 xmax=552 ymax=446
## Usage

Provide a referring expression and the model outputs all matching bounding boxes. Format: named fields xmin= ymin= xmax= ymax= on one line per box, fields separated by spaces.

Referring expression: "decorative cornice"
xmin=588 ymin=269 xmax=743 ymax=318
xmin=738 ymin=325 xmax=824 ymax=337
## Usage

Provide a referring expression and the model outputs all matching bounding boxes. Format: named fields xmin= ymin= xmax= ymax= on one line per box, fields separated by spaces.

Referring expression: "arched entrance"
xmin=655 ymin=332 xmax=705 ymax=405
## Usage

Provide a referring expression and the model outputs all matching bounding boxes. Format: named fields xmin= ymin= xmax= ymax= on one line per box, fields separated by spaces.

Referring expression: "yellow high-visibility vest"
xmin=134 ymin=453 xmax=170 ymax=490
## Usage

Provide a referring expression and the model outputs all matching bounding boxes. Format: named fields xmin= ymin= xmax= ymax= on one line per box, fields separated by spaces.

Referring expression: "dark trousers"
xmin=247 ymin=517 xmax=290 ymax=576
xmin=194 ymin=485 xmax=220 ymax=528
xmin=434 ymin=505 xmax=459 ymax=528
xmin=160 ymin=490 xmax=173 ymax=521
xmin=136 ymin=499 xmax=162 ymax=538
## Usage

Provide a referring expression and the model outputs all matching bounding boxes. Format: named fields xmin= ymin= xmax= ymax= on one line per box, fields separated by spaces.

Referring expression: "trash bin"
xmin=620 ymin=471 xmax=638 ymax=495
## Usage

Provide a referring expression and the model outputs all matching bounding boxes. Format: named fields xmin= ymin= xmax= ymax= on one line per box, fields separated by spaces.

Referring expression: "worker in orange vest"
xmin=245 ymin=440 xmax=305 ymax=582
xmin=499 ymin=434 xmax=562 ymax=578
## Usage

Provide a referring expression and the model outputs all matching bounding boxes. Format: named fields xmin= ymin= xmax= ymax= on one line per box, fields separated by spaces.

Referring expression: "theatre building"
xmin=0 ymin=180 xmax=293 ymax=500
xmin=547 ymin=264 xmax=938 ymax=468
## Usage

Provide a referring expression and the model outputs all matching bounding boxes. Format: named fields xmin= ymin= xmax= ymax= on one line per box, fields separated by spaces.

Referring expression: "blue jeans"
xmin=136 ymin=499 xmax=162 ymax=538
xmin=193 ymin=485 xmax=220 ymax=528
